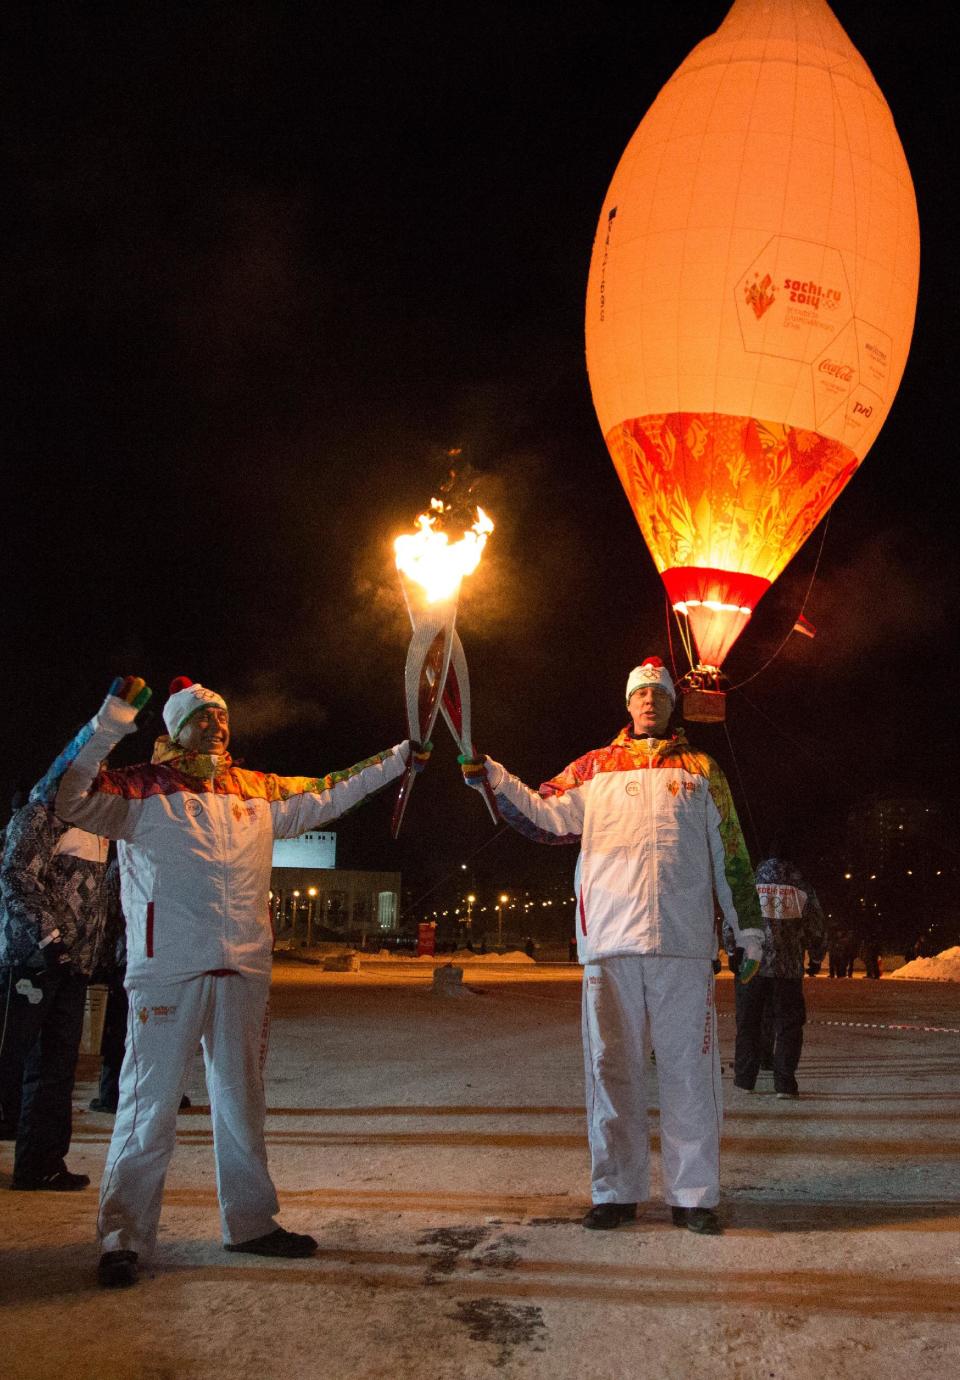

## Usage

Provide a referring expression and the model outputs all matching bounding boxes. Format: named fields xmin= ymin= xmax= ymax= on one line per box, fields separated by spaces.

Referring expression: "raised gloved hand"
xmin=98 ymin=675 xmax=153 ymax=735
xmin=458 ymin=753 xmax=488 ymax=789
xmin=408 ymin=740 xmax=433 ymax=774
xmin=806 ymin=961 xmax=822 ymax=978
xmin=738 ymin=935 xmax=763 ymax=985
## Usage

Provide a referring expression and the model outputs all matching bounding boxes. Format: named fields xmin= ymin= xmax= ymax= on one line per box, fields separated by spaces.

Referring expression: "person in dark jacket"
xmin=724 ymin=842 xmax=827 ymax=1099
xmin=0 ymin=788 xmax=29 ymax=1137
xmin=0 ymin=793 xmax=110 ymax=1188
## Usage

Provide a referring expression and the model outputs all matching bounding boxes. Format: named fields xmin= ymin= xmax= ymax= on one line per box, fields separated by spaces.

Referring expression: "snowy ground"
xmin=2 ymin=958 xmax=959 ymax=1379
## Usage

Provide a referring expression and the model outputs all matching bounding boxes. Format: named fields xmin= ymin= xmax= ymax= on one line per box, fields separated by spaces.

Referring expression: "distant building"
xmin=270 ymin=829 xmax=400 ymax=941
xmin=839 ymin=797 xmax=956 ymax=950
xmin=846 ymin=798 xmax=940 ymax=875
xmin=272 ymin=831 xmax=337 ymax=870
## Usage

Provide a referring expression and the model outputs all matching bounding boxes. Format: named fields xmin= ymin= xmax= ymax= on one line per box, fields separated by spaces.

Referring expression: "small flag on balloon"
xmin=792 ymin=613 xmax=816 ymax=639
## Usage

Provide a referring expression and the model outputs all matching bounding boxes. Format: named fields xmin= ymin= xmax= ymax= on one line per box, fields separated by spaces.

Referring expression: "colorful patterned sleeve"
xmin=266 ymin=745 xmax=407 ymax=838
xmin=706 ymin=760 xmax=763 ymax=941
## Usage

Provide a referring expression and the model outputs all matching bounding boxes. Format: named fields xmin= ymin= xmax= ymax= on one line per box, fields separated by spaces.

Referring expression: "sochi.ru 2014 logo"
xmin=744 ymin=271 xmax=777 ymax=320
xmin=784 ymin=277 xmax=842 ymax=311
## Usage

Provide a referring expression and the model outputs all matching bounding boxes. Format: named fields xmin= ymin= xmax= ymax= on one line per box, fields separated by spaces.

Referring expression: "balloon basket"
xmin=681 ymin=687 xmax=726 ymax=723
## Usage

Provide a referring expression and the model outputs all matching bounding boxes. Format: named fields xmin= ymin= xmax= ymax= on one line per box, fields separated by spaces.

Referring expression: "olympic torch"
xmin=392 ymin=501 xmax=496 ymax=836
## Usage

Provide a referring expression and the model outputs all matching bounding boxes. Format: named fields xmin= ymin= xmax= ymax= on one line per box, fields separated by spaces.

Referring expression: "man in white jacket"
xmin=461 ymin=658 xmax=763 ymax=1235
xmin=42 ymin=674 xmax=418 ymax=1287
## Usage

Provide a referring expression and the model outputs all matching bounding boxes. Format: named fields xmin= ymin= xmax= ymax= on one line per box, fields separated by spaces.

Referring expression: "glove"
xmin=98 ymin=675 xmax=153 ymax=735
xmin=738 ymin=935 xmax=763 ymax=985
xmin=408 ymin=740 xmax=433 ymax=774
xmin=458 ymin=753 xmax=488 ymax=789
xmin=727 ymin=947 xmax=743 ymax=973
xmin=38 ymin=928 xmax=70 ymax=970
xmin=806 ymin=961 xmax=821 ymax=978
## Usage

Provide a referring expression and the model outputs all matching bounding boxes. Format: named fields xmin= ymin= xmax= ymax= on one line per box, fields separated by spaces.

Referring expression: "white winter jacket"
xmin=486 ymin=727 xmax=763 ymax=963
xmin=48 ymin=697 xmax=407 ymax=985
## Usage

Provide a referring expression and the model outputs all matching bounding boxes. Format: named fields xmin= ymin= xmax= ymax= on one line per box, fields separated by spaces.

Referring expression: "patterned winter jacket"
xmin=723 ymin=855 xmax=827 ymax=979
xmin=41 ymin=693 xmax=407 ymax=985
xmin=0 ymin=801 xmax=109 ymax=975
xmin=484 ymin=727 xmax=763 ymax=963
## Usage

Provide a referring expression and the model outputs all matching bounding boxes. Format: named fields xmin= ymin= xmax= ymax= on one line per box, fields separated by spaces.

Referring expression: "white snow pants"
xmin=98 ymin=972 xmax=279 ymax=1257
xmin=582 ymin=955 xmax=722 ymax=1208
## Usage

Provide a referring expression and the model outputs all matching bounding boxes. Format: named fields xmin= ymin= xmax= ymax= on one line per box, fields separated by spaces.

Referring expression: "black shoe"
xmin=89 ymin=1097 xmax=118 ymax=1113
xmin=671 ymin=1206 xmax=722 ymax=1235
xmin=97 ymin=1250 xmax=139 ymax=1288
xmin=11 ymin=1169 xmax=90 ymax=1192
xmin=224 ymin=1227 xmax=317 ymax=1258
xmin=582 ymin=1202 xmax=638 ymax=1230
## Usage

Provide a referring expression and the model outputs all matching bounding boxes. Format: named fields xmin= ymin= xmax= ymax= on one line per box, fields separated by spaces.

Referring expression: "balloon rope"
xmin=664 ymin=593 xmax=678 ymax=678
xmin=665 ymin=594 xmax=695 ymax=671
xmin=722 ymin=718 xmax=762 ymax=862
xmin=727 ymin=512 xmax=831 ymax=693
xmin=664 ymin=592 xmax=680 ymax=679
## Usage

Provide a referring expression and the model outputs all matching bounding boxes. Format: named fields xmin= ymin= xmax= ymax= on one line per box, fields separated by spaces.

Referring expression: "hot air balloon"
xmin=585 ymin=0 xmax=919 ymax=718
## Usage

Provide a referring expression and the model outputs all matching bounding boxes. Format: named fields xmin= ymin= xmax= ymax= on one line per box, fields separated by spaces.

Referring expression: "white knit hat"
xmin=625 ymin=657 xmax=676 ymax=706
xmin=163 ymin=676 xmax=229 ymax=742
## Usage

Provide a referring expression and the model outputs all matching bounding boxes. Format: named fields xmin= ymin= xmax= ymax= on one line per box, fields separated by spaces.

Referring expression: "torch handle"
xmin=390 ymin=761 xmax=417 ymax=839
xmin=392 ymin=586 xmax=458 ymax=838
xmin=435 ymin=632 xmax=499 ymax=824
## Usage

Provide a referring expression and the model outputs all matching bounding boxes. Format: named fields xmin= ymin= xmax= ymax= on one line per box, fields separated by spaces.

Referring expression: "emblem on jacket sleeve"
xmin=15 ymin=978 xmax=43 ymax=1005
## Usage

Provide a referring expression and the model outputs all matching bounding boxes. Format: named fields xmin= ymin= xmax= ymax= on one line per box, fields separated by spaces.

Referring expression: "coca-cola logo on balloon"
xmin=817 ymin=359 xmax=855 ymax=381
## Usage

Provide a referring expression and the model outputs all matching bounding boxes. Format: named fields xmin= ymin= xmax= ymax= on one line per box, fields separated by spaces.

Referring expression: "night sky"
xmin=5 ymin=2 xmax=958 ymax=914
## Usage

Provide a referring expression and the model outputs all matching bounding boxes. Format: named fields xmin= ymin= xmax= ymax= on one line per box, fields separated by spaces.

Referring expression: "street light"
xmin=466 ymin=893 xmax=476 ymax=928
xmin=497 ymin=893 xmax=509 ymax=951
xmin=307 ymin=886 xmax=317 ymax=946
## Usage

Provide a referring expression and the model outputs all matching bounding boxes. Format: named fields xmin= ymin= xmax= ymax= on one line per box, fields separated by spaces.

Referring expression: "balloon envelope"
xmin=585 ymin=0 xmax=919 ymax=669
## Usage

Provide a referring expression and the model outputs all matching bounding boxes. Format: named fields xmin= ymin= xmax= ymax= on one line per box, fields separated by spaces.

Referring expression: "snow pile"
xmin=450 ymin=949 xmax=535 ymax=964
xmin=366 ymin=948 xmax=536 ymax=965
xmin=888 ymin=945 xmax=960 ymax=981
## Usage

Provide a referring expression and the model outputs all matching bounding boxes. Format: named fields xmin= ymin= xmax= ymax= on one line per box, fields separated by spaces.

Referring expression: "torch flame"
xmin=394 ymin=505 xmax=494 ymax=604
